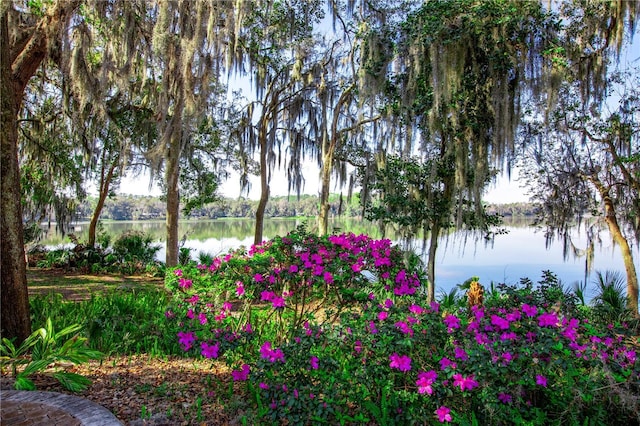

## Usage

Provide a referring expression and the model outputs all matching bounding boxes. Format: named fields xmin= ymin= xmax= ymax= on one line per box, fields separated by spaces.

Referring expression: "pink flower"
xmin=201 ymin=341 xmax=220 ymax=359
xmin=235 ymin=281 xmax=245 ymax=297
xmin=536 ymin=374 xmax=547 ymax=387
xmin=231 ymin=364 xmax=250 ymax=381
xmin=394 ymin=321 xmax=413 ymax=336
xmin=179 ymin=278 xmax=193 ymax=289
xmin=289 ymin=264 xmax=299 ymax=273
xmin=254 ymin=273 xmax=264 ymax=282
xmin=378 ymin=311 xmax=389 ymax=321
xmin=323 ymin=271 xmax=334 ymax=284
xmin=435 ymin=406 xmax=452 ymax=422
xmin=198 ymin=312 xmax=207 ymax=325
xmin=453 ymin=373 xmax=479 ymax=391
xmin=416 ymin=370 xmax=438 ymax=395
xmin=389 ymin=353 xmax=412 ymax=372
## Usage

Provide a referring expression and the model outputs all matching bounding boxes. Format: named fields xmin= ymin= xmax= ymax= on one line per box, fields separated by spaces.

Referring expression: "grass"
xmin=27 ymin=268 xmax=164 ymax=301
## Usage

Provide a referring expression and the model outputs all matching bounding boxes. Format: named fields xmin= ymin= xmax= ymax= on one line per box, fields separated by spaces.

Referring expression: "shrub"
xmin=166 ymin=231 xmax=640 ymax=425
xmin=112 ymin=230 xmax=160 ymax=264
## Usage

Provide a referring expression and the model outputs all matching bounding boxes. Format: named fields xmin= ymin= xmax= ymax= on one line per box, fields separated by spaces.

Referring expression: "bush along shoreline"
xmin=166 ymin=226 xmax=640 ymax=425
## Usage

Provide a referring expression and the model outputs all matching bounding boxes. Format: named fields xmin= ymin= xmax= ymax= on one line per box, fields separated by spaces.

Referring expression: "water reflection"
xmin=39 ymin=217 xmax=638 ymax=295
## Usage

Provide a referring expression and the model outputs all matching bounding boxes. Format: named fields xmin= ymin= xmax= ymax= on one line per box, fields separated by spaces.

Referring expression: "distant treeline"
xmin=74 ymin=194 xmax=537 ymax=222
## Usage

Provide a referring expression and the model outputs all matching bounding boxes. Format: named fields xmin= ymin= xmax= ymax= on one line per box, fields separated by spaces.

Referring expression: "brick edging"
xmin=0 ymin=390 xmax=123 ymax=425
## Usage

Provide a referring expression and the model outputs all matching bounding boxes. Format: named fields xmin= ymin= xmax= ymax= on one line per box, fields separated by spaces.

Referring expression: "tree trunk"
xmin=165 ymin=134 xmax=181 ymax=267
xmin=0 ymin=14 xmax=31 ymax=343
xmin=426 ymin=222 xmax=440 ymax=304
xmin=318 ymin=152 xmax=332 ymax=236
xmin=254 ymin=133 xmax=269 ymax=246
xmin=87 ymin=159 xmax=118 ymax=247
xmin=601 ymin=191 xmax=639 ymax=315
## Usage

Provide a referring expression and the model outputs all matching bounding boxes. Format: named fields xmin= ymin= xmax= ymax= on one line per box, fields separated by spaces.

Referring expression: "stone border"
xmin=1 ymin=390 xmax=123 ymax=425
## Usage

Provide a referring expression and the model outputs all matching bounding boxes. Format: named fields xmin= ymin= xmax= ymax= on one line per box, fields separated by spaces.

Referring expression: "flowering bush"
xmin=166 ymin=229 xmax=640 ymax=425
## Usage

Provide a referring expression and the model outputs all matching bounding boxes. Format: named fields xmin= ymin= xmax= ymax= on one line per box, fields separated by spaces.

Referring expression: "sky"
xmin=116 ymin=19 xmax=639 ymax=205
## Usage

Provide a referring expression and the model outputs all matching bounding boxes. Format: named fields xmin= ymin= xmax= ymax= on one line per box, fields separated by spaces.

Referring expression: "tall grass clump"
xmin=30 ymin=289 xmax=182 ymax=356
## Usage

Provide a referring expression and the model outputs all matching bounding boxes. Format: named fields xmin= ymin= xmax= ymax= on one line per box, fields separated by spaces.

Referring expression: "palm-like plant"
xmin=591 ymin=270 xmax=630 ymax=323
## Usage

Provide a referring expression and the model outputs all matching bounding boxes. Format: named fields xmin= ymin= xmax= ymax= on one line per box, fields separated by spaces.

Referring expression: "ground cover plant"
xmin=166 ymin=227 xmax=640 ymax=425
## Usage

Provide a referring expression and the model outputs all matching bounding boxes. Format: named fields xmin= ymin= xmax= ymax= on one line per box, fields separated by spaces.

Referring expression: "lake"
xmin=39 ymin=217 xmax=639 ymax=297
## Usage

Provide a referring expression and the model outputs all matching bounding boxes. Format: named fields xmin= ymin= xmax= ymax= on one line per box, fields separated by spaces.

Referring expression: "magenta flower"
xmin=389 ymin=353 xmax=412 ymax=371
xmin=538 ymin=312 xmax=559 ymax=328
xmin=174 ymin=269 xmax=183 ymax=277
xmin=177 ymin=331 xmax=197 ymax=351
xmin=394 ymin=321 xmax=413 ymax=336
xmin=179 ymin=278 xmax=193 ymax=289
xmin=254 ymin=273 xmax=264 ymax=283
xmin=491 ymin=315 xmax=511 ymax=330
xmin=271 ymin=296 xmax=286 ymax=309
xmin=443 ymin=314 xmax=461 ymax=331
xmin=435 ymin=406 xmax=452 ymax=422
xmin=416 ymin=370 xmax=438 ymax=395
xmin=231 ymin=364 xmax=250 ymax=381
xmin=323 ymin=271 xmax=334 ymax=284
xmin=454 ymin=346 xmax=469 ymax=361
xmin=453 ymin=373 xmax=479 ymax=391
xmin=439 ymin=357 xmax=457 ymax=370
xmin=310 ymin=356 xmax=319 ymax=370
xmin=498 ymin=392 xmax=512 ymax=404
xmin=536 ymin=374 xmax=548 ymax=387
xmin=201 ymin=341 xmax=220 ymax=359
xmin=378 ymin=311 xmax=389 ymax=321
xmin=261 ymin=290 xmax=275 ymax=301
xmin=409 ymin=304 xmax=425 ymax=315
xmin=289 ymin=264 xmax=299 ymax=273
xmin=522 ymin=303 xmax=538 ymax=317
xmin=198 ymin=312 xmax=207 ymax=325
xmin=260 ymin=341 xmax=285 ymax=363
xmin=235 ymin=281 xmax=245 ymax=297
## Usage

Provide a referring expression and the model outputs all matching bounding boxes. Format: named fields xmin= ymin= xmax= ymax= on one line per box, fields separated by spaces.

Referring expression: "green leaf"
xmin=52 ymin=372 xmax=92 ymax=392
xmin=14 ymin=375 xmax=36 ymax=391
xmin=21 ymin=359 xmax=51 ymax=376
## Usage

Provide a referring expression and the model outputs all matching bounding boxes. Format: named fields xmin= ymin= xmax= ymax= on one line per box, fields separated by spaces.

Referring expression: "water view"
xmin=39 ymin=217 xmax=639 ymax=297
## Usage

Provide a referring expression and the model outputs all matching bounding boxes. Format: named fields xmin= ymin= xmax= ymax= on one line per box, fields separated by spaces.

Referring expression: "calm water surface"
xmin=40 ymin=217 xmax=639 ymax=296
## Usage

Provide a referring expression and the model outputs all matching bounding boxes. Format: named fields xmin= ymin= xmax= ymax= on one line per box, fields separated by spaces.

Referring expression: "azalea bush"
xmin=166 ymin=229 xmax=640 ymax=425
